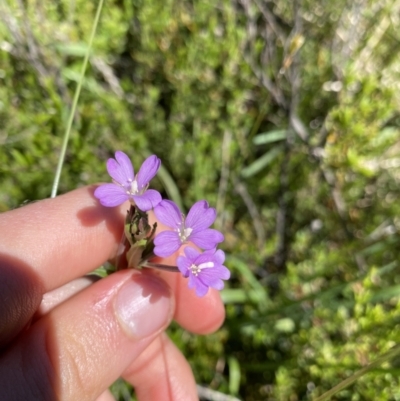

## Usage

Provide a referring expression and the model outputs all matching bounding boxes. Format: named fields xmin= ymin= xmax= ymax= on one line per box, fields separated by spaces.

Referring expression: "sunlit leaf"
xmin=253 ymin=129 xmax=287 ymax=145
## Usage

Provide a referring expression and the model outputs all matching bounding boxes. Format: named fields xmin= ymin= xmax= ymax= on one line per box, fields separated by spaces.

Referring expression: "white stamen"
xmin=177 ymin=226 xmax=193 ymax=242
xmin=189 ymin=262 xmax=214 ymax=277
xmin=130 ymin=180 xmax=138 ymax=194
xmin=198 ymin=262 xmax=214 ymax=270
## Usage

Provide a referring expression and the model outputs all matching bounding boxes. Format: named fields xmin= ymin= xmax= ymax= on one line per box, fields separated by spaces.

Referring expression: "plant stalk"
xmin=51 ymin=0 xmax=105 ymax=197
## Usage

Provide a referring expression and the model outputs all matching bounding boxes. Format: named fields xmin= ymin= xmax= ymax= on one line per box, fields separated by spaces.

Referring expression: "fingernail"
xmin=114 ymin=274 xmax=172 ymax=339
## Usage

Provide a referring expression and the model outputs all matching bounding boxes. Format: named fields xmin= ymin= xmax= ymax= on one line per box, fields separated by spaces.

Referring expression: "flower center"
xmin=189 ymin=262 xmax=214 ymax=276
xmin=177 ymin=226 xmax=193 ymax=242
xmin=129 ymin=180 xmax=139 ymax=194
xmin=124 ymin=178 xmax=146 ymax=196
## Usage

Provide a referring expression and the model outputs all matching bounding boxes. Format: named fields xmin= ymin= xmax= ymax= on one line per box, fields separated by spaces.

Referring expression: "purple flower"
xmin=94 ymin=151 xmax=162 ymax=211
xmin=177 ymin=247 xmax=230 ymax=297
xmin=153 ymin=200 xmax=224 ymax=257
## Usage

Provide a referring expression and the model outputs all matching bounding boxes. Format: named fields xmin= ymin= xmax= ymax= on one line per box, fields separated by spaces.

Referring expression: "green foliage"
xmin=2 ymin=0 xmax=400 ymax=400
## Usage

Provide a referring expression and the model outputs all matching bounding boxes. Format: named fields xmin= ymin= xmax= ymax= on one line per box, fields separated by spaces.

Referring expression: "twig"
xmin=233 ymin=178 xmax=266 ymax=252
xmin=238 ymin=0 xmax=287 ymax=109
xmin=253 ymin=0 xmax=286 ymax=43
xmin=216 ymin=131 xmax=232 ymax=230
xmin=91 ymin=56 xmax=124 ymax=98
xmin=273 ymin=140 xmax=290 ymax=271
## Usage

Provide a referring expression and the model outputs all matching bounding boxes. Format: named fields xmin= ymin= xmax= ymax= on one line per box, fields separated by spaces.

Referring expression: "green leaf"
xmin=347 ymin=148 xmax=376 ymax=177
xmin=62 ymin=69 xmax=104 ymax=94
xmin=221 ymin=289 xmax=266 ymax=304
xmin=90 ymin=265 xmax=110 ymax=278
xmin=241 ymin=145 xmax=283 ymax=178
xmin=369 ymin=284 xmax=400 ymax=303
xmin=11 ymin=149 xmax=29 ymax=167
xmin=228 ymin=356 xmax=241 ymax=395
xmin=274 ymin=317 xmax=295 ymax=333
xmin=226 ymin=255 xmax=269 ymax=306
xmin=55 ymin=42 xmax=91 ymax=57
xmin=253 ymin=129 xmax=287 ymax=145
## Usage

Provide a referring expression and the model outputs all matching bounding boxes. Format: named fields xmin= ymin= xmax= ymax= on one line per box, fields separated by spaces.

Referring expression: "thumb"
xmin=0 ymin=270 xmax=174 ymax=401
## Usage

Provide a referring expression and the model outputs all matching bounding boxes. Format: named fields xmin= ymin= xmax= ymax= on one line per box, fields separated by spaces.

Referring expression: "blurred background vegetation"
xmin=2 ymin=0 xmax=400 ymax=399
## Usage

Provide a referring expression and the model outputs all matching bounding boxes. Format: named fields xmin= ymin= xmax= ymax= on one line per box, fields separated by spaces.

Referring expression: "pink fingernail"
xmin=114 ymin=274 xmax=172 ymax=339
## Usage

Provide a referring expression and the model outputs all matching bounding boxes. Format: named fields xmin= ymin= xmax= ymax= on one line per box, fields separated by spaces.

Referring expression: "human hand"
xmin=0 ymin=186 xmax=226 ymax=401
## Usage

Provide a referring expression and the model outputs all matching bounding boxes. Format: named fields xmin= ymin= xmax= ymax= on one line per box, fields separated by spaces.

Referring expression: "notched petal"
xmin=186 ymin=201 xmax=216 ymax=231
xmin=114 ymin=151 xmax=134 ymax=182
xmin=189 ymin=229 xmax=224 ymax=250
xmin=94 ymin=184 xmax=129 ymax=207
xmin=106 ymin=159 xmax=126 ymax=184
xmin=133 ymin=190 xmax=161 ymax=211
xmin=154 ymin=200 xmax=182 ymax=228
xmin=153 ymin=231 xmax=181 ymax=257
xmin=136 ymin=155 xmax=161 ymax=189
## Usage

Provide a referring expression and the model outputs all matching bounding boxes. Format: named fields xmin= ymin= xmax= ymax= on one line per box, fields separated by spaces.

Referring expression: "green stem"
xmin=314 ymin=343 xmax=400 ymax=401
xmin=51 ymin=0 xmax=105 ymax=198
xmin=143 ymin=262 xmax=180 ymax=273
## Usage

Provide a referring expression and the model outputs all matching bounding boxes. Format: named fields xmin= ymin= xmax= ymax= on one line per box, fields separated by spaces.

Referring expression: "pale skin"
xmin=0 ymin=186 xmax=226 ymax=401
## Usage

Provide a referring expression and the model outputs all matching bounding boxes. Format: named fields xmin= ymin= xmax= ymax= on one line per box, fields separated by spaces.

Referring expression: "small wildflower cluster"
xmin=94 ymin=151 xmax=230 ymax=297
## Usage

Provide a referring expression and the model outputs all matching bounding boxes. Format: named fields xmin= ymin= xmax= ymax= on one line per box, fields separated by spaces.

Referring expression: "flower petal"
xmin=214 ymin=249 xmax=225 ymax=265
xmin=106 ymin=159 xmax=125 ymax=185
xmin=154 ymin=231 xmax=182 ymax=257
xmin=213 ymin=280 xmax=225 ymax=290
xmin=154 ymin=200 xmax=182 ymax=228
xmin=188 ymin=275 xmax=209 ymax=297
xmin=184 ymin=246 xmax=201 ymax=261
xmin=195 ymin=282 xmax=210 ymax=297
xmin=186 ymin=201 xmax=216 ymax=232
xmin=215 ymin=264 xmax=231 ymax=280
xmin=115 ymin=150 xmax=135 ymax=179
xmin=107 ymin=151 xmax=134 ymax=184
xmin=94 ymin=184 xmax=130 ymax=207
xmin=189 ymin=228 xmax=224 ymax=249
xmin=176 ymin=255 xmax=191 ymax=277
xmin=206 ymin=278 xmax=225 ymax=290
xmin=195 ymin=250 xmax=216 ymax=265
xmin=132 ymin=189 xmax=161 ymax=211
xmin=136 ymin=155 xmax=161 ymax=190
xmin=199 ymin=264 xmax=230 ymax=285
xmin=187 ymin=274 xmax=197 ymax=289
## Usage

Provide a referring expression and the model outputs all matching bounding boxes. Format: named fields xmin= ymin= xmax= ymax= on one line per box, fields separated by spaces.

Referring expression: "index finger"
xmin=0 ymin=185 xmax=126 ymax=345
xmin=0 ymin=186 xmax=124 ymax=291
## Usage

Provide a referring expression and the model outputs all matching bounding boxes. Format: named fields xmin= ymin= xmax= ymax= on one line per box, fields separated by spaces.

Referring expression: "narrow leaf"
xmin=56 ymin=42 xmax=91 ymax=57
xmin=253 ymin=129 xmax=287 ymax=145
xmin=228 ymin=356 xmax=241 ymax=395
xmin=241 ymin=145 xmax=283 ymax=178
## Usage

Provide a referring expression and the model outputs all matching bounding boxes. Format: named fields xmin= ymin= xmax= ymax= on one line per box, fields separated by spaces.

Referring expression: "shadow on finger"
xmin=0 ymin=253 xmax=44 ymax=348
